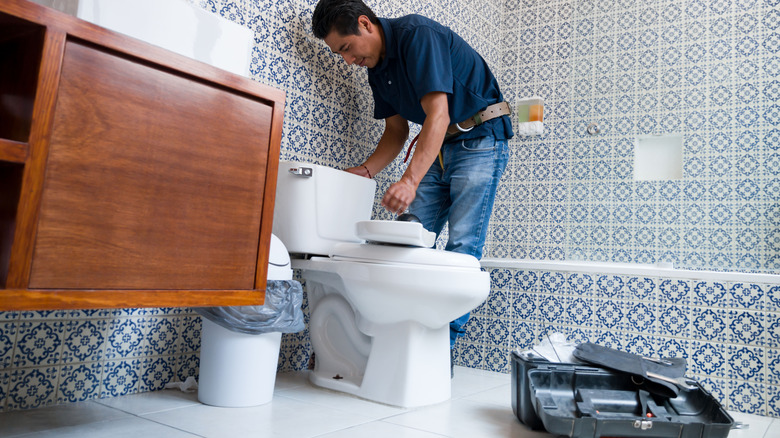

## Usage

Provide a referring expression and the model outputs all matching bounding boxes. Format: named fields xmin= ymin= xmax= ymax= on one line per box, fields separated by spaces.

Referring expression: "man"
xmin=312 ymin=0 xmax=513 ymax=359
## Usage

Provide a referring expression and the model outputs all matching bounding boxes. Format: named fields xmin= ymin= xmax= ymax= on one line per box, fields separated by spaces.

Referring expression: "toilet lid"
xmin=356 ymin=220 xmax=436 ymax=248
xmin=330 ymin=243 xmax=481 ymax=269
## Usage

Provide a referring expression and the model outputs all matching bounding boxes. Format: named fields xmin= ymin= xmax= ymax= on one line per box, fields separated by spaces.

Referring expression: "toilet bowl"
xmin=273 ymin=161 xmax=490 ymax=407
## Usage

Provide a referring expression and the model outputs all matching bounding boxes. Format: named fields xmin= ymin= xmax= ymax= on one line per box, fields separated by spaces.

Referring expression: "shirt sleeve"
xmin=400 ymin=26 xmax=453 ymax=100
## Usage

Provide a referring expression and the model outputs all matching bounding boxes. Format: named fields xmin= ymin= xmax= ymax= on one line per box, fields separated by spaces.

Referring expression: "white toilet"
xmin=273 ymin=161 xmax=490 ymax=407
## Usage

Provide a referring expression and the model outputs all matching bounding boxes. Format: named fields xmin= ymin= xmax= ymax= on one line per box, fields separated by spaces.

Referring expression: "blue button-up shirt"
xmin=368 ymin=15 xmax=513 ymax=142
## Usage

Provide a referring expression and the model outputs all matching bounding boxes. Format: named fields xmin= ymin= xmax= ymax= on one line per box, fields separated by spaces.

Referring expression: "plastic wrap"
xmin=196 ymin=280 xmax=304 ymax=335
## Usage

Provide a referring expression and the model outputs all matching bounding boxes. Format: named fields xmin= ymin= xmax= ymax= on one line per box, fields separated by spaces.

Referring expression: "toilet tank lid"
xmin=330 ymin=243 xmax=481 ymax=269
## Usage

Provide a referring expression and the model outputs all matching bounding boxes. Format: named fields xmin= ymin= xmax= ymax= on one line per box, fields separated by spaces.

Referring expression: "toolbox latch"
xmin=633 ymin=420 xmax=653 ymax=430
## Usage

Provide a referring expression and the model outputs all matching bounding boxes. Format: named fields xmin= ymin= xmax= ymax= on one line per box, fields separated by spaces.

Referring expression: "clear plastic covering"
xmin=196 ymin=280 xmax=304 ymax=335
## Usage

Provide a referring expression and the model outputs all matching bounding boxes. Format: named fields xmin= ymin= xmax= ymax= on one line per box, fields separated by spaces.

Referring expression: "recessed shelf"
xmin=1 ymin=161 xmax=24 ymax=288
xmin=0 ymin=11 xmax=44 ymax=143
xmin=634 ymin=134 xmax=683 ymax=181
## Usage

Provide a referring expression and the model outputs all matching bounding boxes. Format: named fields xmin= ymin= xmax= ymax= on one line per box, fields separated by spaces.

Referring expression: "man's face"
xmin=323 ymin=16 xmax=383 ymax=68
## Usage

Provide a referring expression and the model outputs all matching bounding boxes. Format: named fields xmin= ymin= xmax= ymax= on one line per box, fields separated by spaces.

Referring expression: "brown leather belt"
xmin=445 ymin=101 xmax=511 ymax=140
xmin=403 ymin=101 xmax=512 ymax=164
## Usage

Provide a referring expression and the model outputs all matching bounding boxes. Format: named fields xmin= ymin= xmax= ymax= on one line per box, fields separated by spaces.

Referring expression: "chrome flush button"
xmin=289 ymin=167 xmax=312 ymax=177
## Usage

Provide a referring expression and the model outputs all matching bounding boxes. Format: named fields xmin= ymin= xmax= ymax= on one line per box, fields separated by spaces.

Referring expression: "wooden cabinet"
xmin=0 ymin=0 xmax=285 ymax=310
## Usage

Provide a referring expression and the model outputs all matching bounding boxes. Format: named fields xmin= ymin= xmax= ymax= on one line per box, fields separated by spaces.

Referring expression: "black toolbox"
xmin=511 ymin=350 xmax=734 ymax=438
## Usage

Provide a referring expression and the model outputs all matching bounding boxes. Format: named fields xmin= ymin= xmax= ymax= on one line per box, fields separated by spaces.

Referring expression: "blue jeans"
xmin=408 ymin=135 xmax=509 ymax=348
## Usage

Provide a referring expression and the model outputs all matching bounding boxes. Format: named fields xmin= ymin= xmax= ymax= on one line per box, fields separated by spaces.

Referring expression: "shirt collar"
xmin=371 ymin=17 xmax=394 ymax=73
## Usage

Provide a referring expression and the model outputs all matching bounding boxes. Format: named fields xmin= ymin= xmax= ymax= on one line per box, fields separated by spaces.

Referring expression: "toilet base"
xmin=310 ymin=322 xmax=451 ymax=408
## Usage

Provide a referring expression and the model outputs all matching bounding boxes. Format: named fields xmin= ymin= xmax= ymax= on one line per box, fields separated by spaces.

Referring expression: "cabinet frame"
xmin=0 ymin=0 xmax=285 ymax=310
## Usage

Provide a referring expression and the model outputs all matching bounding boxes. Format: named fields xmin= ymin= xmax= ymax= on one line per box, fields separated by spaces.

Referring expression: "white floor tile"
xmin=18 ymin=417 xmax=200 ymax=438
xmin=274 ymin=370 xmax=311 ymax=391
xmin=764 ymin=419 xmax=779 ymax=438
xmin=461 ymin=381 xmax=513 ymax=407
xmin=94 ymin=388 xmax=200 ymax=415
xmin=276 ymin=382 xmax=409 ymax=420
xmin=0 ymin=401 xmax=131 ymax=437
xmin=449 ymin=366 xmax=510 ymax=400
xmin=313 ymin=420 xmax=449 ymax=438
xmin=1 ymin=370 xmax=777 ymax=438
xmin=383 ymin=398 xmax=554 ymax=438
xmin=728 ymin=411 xmax=773 ymax=438
xmin=142 ymin=393 xmax=377 ymax=438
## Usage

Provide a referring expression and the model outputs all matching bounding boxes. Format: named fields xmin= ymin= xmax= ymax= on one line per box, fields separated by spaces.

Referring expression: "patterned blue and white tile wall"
xmin=457 ymin=268 xmax=780 ymax=416
xmin=493 ymin=0 xmax=779 ymax=272
xmin=1 ymin=0 xmax=778 ymax=418
xmin=0 ymin=308 xmax=200 ymax=411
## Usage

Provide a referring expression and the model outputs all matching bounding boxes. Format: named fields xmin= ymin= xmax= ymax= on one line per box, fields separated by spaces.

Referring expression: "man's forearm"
xmin=401 ymin=92 xmax=449 ymax=188
xmin=363 ymin=115 xmax=409 ymax=176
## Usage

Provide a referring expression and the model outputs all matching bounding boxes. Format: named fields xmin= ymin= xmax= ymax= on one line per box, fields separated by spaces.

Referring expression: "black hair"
xmin=311 ymin=0 xmax=379 ymax=39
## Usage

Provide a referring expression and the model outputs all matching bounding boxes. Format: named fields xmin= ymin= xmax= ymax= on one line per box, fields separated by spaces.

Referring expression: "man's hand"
xmin=381 ymin=176 xmax=417 ymax=214
xmin=379 ymin=92 xmax=448 ymax=214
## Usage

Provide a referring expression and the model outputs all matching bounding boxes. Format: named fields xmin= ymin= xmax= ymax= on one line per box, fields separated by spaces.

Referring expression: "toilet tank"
xmin=273 ymin=161 xmax=377 ymax=256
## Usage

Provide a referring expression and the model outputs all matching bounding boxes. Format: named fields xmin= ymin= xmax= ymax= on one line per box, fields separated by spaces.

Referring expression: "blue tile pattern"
xmin=490 ymin=1 xmax=778 ymax=273
xmin=0 ymin=309 xmax=200 ymax=411
xmin=454 ymin=268 xmax=780 ymax=417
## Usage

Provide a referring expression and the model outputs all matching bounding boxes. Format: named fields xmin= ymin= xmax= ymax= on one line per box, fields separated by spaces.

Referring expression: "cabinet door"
xmin=28 ymin=40 xmax=271 ymax=290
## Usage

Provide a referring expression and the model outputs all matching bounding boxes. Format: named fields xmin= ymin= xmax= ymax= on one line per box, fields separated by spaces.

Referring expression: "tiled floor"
xmin=0 ymin=367 xmax=777 ymax=437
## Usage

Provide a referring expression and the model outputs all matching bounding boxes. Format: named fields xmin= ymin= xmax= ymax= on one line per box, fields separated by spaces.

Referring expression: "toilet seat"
xmin=330 ymin=243 xmax=481 ymax=269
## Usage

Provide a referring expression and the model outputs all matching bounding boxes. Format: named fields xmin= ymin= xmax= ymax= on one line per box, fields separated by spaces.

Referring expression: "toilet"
xmin=273 ymin=161 xmax=490 ymax=407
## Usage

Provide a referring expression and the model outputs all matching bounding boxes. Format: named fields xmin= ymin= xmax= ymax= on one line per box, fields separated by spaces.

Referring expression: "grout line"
xmin=93 ymin=399 xmax=206 ymax=437
xmin=139 ymin=416 xmax=208 ymax=438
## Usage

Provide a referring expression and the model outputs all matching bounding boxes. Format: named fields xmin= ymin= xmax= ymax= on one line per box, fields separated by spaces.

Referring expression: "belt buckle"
xmin=454 ymin=122 xmax=474 ymax=133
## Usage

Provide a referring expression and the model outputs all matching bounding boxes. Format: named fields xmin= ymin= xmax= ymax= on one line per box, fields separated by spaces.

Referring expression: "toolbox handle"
xmin=575 ymin=389 xmax=673 ymax=421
